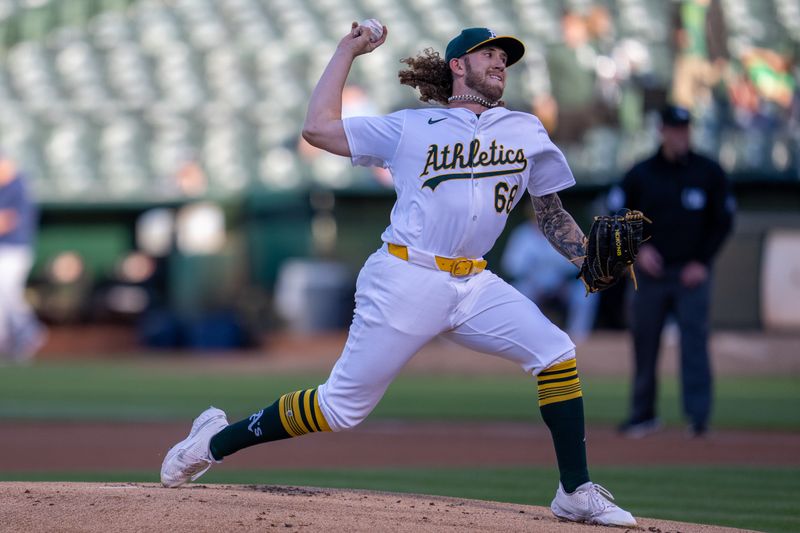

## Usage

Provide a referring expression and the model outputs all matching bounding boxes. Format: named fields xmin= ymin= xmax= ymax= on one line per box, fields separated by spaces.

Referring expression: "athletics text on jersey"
xmin=343 ymin=107 xmax=575 ymax=259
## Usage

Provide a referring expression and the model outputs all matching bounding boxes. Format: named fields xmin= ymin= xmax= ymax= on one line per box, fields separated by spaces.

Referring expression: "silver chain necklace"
xmin=447 ymin=94 xmax=499 ymax=108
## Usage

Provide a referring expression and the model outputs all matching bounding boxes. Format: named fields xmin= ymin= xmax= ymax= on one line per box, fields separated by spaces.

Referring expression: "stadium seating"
xmin=0 ymin=0 xmax=797 ymax=202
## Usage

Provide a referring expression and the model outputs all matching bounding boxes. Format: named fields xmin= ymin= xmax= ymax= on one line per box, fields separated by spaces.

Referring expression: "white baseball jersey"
xmin=316 ymin=106 xmax=577 ymax=431
xmin=343 ymin=106 xmax=575 ymax=259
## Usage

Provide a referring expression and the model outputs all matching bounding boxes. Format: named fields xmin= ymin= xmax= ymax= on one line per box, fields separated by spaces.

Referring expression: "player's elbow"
xmin=301 ymin=123 xmax=322 ymax=148
xmin=301 ymin=120 xmax=350 ymax=157
xmin=301 ymin=122 xmax=338 ymax=152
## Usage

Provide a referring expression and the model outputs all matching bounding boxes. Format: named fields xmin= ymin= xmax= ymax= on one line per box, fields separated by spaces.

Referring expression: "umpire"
xmin=612 ymin=104 xmax=735 ymax=438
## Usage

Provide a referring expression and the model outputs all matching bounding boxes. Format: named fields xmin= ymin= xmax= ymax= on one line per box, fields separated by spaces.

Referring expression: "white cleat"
xmin=160 ymin=407 xmax=228 ymax=488
xmin=551 ymin=482 xmax=637 ymax=527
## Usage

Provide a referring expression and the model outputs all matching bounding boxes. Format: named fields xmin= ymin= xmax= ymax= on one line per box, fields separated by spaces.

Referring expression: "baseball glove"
xmin=577 ymin=209 xmax=650 ymax=294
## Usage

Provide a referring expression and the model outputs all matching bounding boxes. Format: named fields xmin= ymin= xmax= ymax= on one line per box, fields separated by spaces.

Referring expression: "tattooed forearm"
xmin=531 ymin=193 xmax=586 ymax=267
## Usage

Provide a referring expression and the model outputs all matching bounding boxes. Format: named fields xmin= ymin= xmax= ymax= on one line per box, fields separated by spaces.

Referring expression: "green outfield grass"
xmin=1 ymin=466 xmax=796 ymax=532
xmin=0 ymin=361 xmax=798 ymax=429
xmin=2 ymin=361 xmax=797 ymax=531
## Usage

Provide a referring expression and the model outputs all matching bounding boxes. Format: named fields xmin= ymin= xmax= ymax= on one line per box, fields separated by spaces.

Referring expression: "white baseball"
xmin=359 ymin=18 xmax=384 ymax=43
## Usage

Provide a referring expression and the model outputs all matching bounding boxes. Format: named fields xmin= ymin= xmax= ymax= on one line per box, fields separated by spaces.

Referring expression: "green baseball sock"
xmin=537 ymin=359 xmax=590 ymax=493
xmin=209 ymin=388 xmax=331 ymax=460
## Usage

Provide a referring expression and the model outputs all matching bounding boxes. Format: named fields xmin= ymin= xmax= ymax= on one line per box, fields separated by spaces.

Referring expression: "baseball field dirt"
xmin=0 ymin=482 xmax=752 ymax=533
xmin=2 ymin=328 xmax=795 ymax=532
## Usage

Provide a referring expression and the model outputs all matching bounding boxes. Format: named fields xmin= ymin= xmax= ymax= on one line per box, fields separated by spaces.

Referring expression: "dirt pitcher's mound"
xmin=0 ymin=482 xmax=751 ymax=533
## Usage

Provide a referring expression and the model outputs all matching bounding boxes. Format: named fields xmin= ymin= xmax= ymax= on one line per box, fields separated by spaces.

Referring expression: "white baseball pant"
xmin=317 ymin=246 xmax=576 ymax=431
xmin=0 ymin=245 xmax=40 ymax=356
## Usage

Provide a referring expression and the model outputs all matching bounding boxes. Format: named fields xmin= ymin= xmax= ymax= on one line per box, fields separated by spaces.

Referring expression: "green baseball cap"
xmin=445 ymin=28 xmax=525 ymax=67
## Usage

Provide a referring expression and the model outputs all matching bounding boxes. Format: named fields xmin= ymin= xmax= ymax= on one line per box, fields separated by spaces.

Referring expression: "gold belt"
xmin=387 ymin=243 xmax=487 ymax=277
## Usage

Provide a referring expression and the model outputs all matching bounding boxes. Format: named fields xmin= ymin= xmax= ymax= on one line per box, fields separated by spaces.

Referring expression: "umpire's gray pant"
xmin=628 ymin=266 xmax=712 ymax=428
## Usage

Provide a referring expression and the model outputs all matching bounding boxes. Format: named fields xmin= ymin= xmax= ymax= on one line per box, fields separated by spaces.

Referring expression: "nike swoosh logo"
xmin=427 ymin=117 xmax=447 ymax=124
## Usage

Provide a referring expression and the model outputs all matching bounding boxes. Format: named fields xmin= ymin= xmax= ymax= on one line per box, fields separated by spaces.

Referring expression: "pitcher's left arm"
xmin=531 ymin=192 xmax=586 ymax=268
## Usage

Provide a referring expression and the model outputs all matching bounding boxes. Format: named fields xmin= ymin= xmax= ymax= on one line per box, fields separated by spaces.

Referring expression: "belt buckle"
xmin=450 ymin=258 xmax=473 ymax=277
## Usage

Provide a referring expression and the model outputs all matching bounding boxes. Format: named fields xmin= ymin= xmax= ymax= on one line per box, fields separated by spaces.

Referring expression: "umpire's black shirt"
xmin=618 ymin=147 xmax=734 ymax=267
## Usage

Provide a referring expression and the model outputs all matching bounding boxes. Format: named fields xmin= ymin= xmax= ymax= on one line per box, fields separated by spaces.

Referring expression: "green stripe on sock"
xmin=538 ymin=363 xmax=589 ymax=493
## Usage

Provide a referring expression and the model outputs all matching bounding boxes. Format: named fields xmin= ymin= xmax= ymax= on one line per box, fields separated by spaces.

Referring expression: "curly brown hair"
xmin=398 ymin=48 xmax=452 ymax=105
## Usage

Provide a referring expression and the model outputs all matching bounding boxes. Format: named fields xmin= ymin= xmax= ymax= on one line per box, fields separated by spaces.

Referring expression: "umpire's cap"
xmin=660 ymin=104 xmax=692 ymax=127
xmin=445 ymin=28 xmax=525 ymax=67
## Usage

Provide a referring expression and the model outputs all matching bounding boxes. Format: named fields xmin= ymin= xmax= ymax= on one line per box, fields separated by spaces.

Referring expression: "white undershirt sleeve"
xmin=527 ymin=119 xmax=576 ymax=197
xmin=343 ymin=110 xmax=405 ymax=168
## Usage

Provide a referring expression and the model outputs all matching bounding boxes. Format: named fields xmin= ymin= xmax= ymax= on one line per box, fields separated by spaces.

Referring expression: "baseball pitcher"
xmin=161 ymin=23 xmax=639 ymax=527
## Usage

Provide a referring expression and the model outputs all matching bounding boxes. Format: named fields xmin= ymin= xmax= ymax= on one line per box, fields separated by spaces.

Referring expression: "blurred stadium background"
xmin=0 ymin=0 xmax=798 ymax=344
xmin=1 ymin=2 xmax=799 ymax=531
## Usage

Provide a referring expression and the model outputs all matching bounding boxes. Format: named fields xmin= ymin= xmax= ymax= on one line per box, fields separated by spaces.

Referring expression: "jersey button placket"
xmin=456 ymin=115 xmax=481 ymax=255
xmin=471 ymin=120 xmax=481 ymax=224
xmin=473 ymin=180 xmax=478 ymax=218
